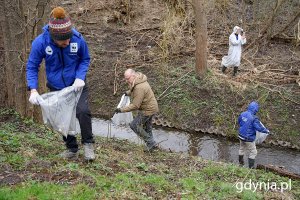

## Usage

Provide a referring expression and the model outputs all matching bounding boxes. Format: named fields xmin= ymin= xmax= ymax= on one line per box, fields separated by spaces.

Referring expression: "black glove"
xmin=124 ymin=92 xmax=128 ymax=96
xmin=114 ymin=108 xmax=121 ymax=113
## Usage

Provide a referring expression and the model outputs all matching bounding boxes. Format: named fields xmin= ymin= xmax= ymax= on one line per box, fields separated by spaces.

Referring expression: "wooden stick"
xmin=113 ymin=60 xmax=119 ymax=95
xmin=132 ymin=26 xmax=160 ymax=32
xmin=253 ymin=81 xmax=300 ymax=105
xmin=242 ymin=56 xmax=254 ymax=67
xmin=257 ymin=164 xmax=300 ymax=180
xmin=134 ymin=30 xmax=150 ymax=46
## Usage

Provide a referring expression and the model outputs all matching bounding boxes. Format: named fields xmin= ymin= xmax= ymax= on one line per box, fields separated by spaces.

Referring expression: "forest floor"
xmin=55 ymin=0 xmax=300 ymax=149
xmin=1 ymin=109 xmax=300 ymax=199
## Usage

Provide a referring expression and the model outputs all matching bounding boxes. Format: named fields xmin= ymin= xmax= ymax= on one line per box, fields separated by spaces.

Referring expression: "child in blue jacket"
xmin=238 ymin=101 xmax=270 ymax=168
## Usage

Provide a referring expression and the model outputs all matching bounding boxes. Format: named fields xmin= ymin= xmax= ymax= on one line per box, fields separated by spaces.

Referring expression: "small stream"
xmin=90 ymin=118 xmax=300 ymax=175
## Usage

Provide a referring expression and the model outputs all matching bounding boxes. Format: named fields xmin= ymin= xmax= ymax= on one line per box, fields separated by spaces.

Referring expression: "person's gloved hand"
xmin=114 ymin=108 xmax=121 ymax=113
xmin=72 ymin=78 xmax=85 ymax=92
xmin=29 ymin=89 xmax=41 ymax=105
xmin=124 ymin=92 xmax=128 ymax=96
xmin=268 ymin=131 xmax=274 ymax=135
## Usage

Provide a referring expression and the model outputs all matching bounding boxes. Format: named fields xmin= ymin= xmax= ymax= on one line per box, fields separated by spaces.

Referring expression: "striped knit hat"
xmin=49 ymin=7 xmax=73 ymax=41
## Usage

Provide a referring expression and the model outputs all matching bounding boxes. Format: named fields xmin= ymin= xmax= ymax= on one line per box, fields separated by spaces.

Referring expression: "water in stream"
xmin=90 ymin=118 xmax=300 ymax=175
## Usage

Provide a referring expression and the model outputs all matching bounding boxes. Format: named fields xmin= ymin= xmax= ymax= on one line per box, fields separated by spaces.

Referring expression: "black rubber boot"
xmin=221 ymin=65 xmax=227 ymax=73
xmin=239 ymin=155 xmax=244 ymax=166
xmin=248 ymin=158 xmax=255 ymax=169
xmin=233 ymin=66 xmax=238 ymax=76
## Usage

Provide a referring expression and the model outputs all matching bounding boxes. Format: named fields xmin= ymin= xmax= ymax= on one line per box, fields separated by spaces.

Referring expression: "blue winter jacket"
xmin=26 ymin=25 xmax=90 ymax=90
xmin=238 ymin=102 xmax=269 ymax=142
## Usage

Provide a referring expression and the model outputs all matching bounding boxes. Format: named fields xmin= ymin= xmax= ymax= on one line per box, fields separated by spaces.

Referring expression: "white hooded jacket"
xmin=221 ymin=26 xmax=246 ymax=67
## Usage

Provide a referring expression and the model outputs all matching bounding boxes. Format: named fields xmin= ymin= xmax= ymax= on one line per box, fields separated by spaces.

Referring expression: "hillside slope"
xmin=1 ymin=109 xmax=300 ymax=199
xmin=53 ymin=0 xmax=299 ymax=147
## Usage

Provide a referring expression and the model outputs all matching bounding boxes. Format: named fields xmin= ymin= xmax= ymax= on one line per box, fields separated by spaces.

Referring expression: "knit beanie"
xmin=49 ymin=7 xmax=73 ymax=41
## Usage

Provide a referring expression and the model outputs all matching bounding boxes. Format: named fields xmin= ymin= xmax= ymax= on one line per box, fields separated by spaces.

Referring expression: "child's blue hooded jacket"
xmin=238 ymin=102 xmax=269 ymax=142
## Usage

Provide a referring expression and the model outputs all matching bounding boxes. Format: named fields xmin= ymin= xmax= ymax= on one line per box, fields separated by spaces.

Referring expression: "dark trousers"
xmin=129 ymin=112 xmax=155 ymax=148
xmin=49 ymin=85 xmax=94 ymax=152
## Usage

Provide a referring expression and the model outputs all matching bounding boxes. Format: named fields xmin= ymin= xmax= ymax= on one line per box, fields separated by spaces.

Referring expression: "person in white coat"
xmin=221 ymin=26 xmax=246 ymax=76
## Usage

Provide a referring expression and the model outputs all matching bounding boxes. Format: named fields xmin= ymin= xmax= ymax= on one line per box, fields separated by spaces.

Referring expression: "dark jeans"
xmin=49 ymin=85 xmax=94 ymax=152
xmin=129 ymin=112 xmax=156 ymax=148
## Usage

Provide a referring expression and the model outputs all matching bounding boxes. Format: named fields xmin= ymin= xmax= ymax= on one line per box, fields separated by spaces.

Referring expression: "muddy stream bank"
xmin=86 ymin=118 xmax=300 ymax=175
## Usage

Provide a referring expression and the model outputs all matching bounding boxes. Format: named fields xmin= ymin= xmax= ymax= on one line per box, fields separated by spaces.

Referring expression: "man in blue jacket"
xmin=26 ymin=7 xmax=95 ymax=161
xmin=238 ymin=101 xmax=269 ymax=168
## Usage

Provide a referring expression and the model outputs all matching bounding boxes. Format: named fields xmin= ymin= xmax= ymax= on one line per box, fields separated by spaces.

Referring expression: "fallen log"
xmin=257 ymin=164 xmax=300 ymax=180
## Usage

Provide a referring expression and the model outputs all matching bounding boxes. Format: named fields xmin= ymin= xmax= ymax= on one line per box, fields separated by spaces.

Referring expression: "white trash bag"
xmin=111 ymin=94 xmax=133 ymax=126
xmin=255 ymin=122 xmax=269 ymax=144
xmin=38 ymin=86 xmax=82 ymax=137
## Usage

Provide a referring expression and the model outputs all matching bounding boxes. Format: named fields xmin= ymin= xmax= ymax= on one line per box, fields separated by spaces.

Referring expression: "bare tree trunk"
xmin=0 ymin=0 xmax=48 ymax=119
xmin=30 ymin=0 xmax=49 ymax=121
xmin=0 ymin=25 xmax=5 ymax=105
xmin=1 ymin=0 xmax=16 ymax=107
xmin=14 ymin=0 xmax=28 ymax=116
xmin=244 ymin=0 xmax=286 ymax=51
xmin=271 ymin=10 xmax=300 ymax=38
xmin=36 ymin=0 xmax=48 ymax=95
xmin=0 ymin=0 xmax=7 ymax=105
xmin=193 ymin=0 xmax=207 ymax=77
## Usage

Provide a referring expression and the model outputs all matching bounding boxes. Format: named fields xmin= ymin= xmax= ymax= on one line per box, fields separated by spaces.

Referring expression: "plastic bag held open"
xmin=255 ymin=122 xmax=269 ymax=145
xmin=38 ymin=86 xmax=82 ymax=137
xmin=111 ymin=94 xmax=133 ymax=126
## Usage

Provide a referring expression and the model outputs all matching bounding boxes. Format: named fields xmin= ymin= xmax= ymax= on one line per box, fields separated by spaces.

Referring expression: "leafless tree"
xmin=0 ymin=0 xmax=48 ymax=119
xmin=193 ymin=0 xmax=207 ymax=77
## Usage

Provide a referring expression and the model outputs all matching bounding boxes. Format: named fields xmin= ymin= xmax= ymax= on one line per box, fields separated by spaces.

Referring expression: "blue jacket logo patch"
xmin=45 ymin=46 xmax=53 ymax=55
xmin=70 ymin=43 xmax=78 ymax=53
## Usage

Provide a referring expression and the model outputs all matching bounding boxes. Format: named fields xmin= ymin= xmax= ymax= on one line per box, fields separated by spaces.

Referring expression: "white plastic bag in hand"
xmin=111 ymin=94 xmax=133 ymax=126
xmin=39 ymin=86 xmax=81 ymax=137
xmin=255 ymin=122 xmax=269 ymax=144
